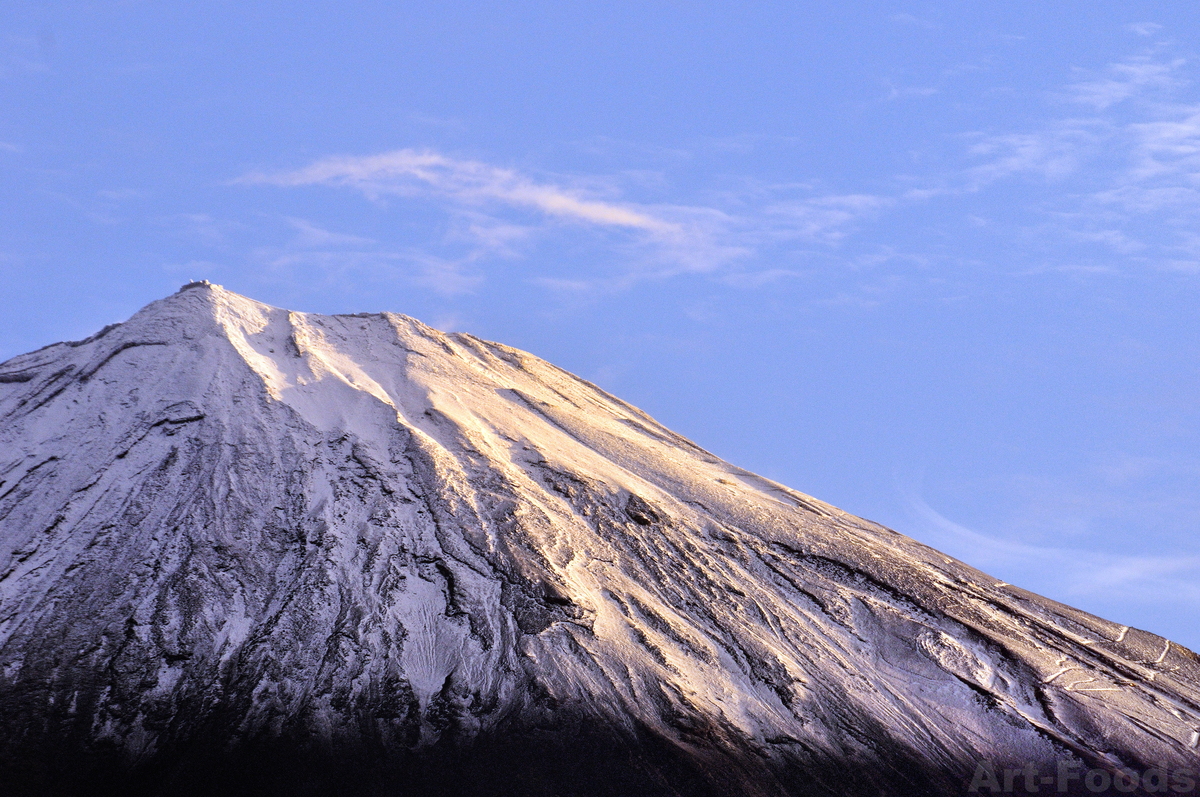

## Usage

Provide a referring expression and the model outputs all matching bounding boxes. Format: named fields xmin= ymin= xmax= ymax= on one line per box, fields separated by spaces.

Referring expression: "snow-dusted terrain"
xmin=0 ymin=283 xmax=1196 ymax=796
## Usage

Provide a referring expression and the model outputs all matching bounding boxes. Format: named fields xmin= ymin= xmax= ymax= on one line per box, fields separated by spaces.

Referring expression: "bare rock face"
xmin=0 ymin=283 xmax=1197 ymax=796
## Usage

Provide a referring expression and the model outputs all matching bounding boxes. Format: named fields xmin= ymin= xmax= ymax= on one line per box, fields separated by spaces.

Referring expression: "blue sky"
xmin=2 ymin=1 xmax=1199 ymax=649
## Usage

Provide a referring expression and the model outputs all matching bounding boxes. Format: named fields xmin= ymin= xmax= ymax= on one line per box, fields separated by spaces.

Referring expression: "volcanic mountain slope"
xmin=0 ymin=282 xmax=1196 ymax=796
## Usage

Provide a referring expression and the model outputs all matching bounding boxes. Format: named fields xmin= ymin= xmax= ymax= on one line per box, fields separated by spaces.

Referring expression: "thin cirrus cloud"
xmin=236 ymin=48 xmax=1200 ymax=293
xmin=1126 ymin=22 xmax=1163 ymax=38
xmin=242 ymin=149 xmax=679 ymax=234
xmin=239 ymin=149 xmax=742 ymax=289
xmin=964 ymin=124 xmax=1100 ymax=186
xmin=239 ymin=148 xmax=900 ymax=290
xmin=904 ymin=492 xmax=1200 ymax=608
xmin=764 ymin=194 xmax=896 ymax=243
xmin=237 ymin=147 xmax=700 ymax=291
xmin=954 ymin=48 xmax=1200 ymax=268
xmin=1066 ymin=55 xmax=1180 ymax=110
xmin=1074 ymin=57 xmax=1200 ymax=254
xmin=981 ymin=51 xmax=1199 ymax=189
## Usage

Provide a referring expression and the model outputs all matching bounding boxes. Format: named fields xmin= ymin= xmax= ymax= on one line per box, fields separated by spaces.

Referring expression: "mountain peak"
xmin=1 ymin=289 xmax=1197 ymax=796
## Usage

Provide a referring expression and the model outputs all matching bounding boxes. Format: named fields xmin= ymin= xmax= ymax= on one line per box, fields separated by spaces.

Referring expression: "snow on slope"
xmin=0 ymin=282 xmax=1197 ymax=796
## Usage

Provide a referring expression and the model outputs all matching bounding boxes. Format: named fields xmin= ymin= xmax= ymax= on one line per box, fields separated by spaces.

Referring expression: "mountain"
xmin=0 ymin=282 xmax=1196 ymax=797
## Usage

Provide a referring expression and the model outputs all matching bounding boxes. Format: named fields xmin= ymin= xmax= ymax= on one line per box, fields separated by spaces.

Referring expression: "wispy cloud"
xmin=885 ymin=82 xmax=939 ymax=101
xmin=1066 ymin=56 xmax=1181 ymax=110
xmin=1126 ymin=107 xmax=1200 ymax=180
xmin=961 ymin=52 xmax=1196 ymax=190
xmin=965 ymin=124 xmax=1101 ymax=186
xmin=286 ymin=217 xmax=375 ymax=248
xmin=240 ymin=149 xmax=901 ymax=292
xmin=1126 ymin=22 xmax=1162 ymax=37
xmin=764 ymin=194 xmax=896 ymax=243
xmin=240 ymin=215 xmax=485 ymax=298
xmin=242 ymin=149 xmax=678 ymax=233
xmin=945 ymin=49 xmax=1200 ymax=269
xmin=1067 ymin=227 xmax=1144 ymax=254
xmin=905 ymin=492 xmax=1200 ymax=607
xmin=447 ymin=213 xmax=533 ymax=259
xmin=232 ymin=45 xmax=1200 ymax=300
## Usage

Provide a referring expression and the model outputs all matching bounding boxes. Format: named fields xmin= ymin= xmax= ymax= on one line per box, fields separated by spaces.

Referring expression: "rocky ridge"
xmin=0 ymin=283 xmax=1197 ymax=796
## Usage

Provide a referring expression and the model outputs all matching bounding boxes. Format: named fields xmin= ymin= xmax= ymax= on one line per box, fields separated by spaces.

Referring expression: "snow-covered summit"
xmin=0 ymin=284 xmax=1197 ymax=796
